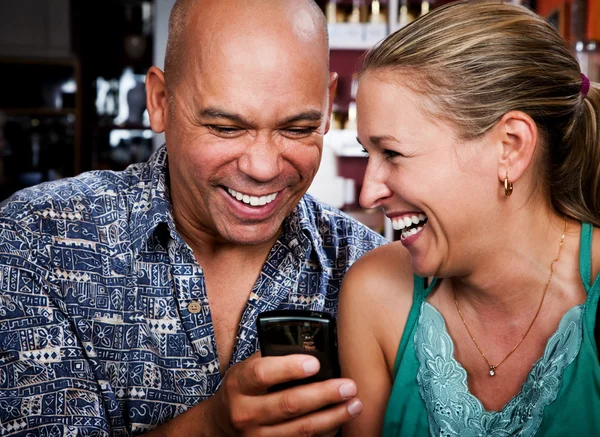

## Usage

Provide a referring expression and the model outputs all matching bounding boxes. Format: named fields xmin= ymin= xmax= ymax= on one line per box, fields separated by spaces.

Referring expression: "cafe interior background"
xmin=0 ymin=0 xmax=599 ymax=242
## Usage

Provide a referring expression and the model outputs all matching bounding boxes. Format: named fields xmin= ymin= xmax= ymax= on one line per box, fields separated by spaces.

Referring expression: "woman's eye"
xmin=360 ymin=147 xmax=369 ymax=155
xmin=383 ymin=149 xmax=401 ymax=159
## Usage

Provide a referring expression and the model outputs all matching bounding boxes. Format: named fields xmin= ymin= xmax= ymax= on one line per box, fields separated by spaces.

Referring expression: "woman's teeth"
xmin=391 ymin=213 xmax=427 ymax=239
xmin=400 ymin=225 xmax=424 ymax=240
xmin=227 ymin=188 xmax=278 ymax=206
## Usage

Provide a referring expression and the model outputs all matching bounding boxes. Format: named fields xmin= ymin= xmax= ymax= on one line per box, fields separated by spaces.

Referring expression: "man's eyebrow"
xmin=197 ymin=108 xmax=323 ymax=126
xmin=280 ymin=110 xmax=323 ymax=124
xmin=198 ymin=107 xmax=250 ymax=125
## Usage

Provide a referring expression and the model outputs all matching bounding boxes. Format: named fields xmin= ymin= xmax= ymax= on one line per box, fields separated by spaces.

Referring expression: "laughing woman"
xmin=338 ymin=1 xmax=600 ymax=436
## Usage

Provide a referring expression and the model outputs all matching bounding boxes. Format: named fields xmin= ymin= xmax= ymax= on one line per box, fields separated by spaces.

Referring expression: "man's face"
xmin=163 ymin=33 xmax=334 ymax=246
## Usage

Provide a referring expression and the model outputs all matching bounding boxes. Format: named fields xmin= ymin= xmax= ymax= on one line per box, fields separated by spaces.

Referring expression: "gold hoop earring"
xmin=504 ymin=172 xmax=513 ymax=197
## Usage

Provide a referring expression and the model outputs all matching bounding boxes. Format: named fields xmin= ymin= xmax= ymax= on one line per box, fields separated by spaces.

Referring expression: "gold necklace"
xmin=454 ymin=218 xmax=568 ymax=377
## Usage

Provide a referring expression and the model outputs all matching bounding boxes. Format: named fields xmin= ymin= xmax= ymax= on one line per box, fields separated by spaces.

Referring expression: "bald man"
xmin=0 ymin=0 xmax=386 ymax=435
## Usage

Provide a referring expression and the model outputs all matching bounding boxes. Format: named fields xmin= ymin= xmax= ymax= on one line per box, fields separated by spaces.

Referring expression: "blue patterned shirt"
xmin=0 ymin=145 xmax=387 ymax=436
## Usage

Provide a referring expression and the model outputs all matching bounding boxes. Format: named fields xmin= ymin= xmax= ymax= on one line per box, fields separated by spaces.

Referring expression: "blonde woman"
xmin=338 ymin=1 xmax=600 ymax=436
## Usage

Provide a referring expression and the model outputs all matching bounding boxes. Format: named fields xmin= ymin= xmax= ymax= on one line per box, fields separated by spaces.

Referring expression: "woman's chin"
xmin=410 ymin=257 xmax=438 ymax=279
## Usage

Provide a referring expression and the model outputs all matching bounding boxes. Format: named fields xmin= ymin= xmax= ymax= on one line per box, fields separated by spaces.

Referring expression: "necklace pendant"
xmin=489 ymin=366 xmax=496 ymax=376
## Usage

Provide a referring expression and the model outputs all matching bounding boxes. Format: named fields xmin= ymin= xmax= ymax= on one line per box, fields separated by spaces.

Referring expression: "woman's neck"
xmin=449 ymin=209 xmax=573 ymax=317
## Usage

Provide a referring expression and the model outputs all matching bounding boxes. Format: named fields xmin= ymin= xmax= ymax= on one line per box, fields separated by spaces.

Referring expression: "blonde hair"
xmin=361 ymin=0 xmax=600 ymax=227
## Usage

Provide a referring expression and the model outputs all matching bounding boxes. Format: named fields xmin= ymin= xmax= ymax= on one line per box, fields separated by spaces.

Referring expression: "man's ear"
xmin=146 ymin=66 xmax=169 ymax=134
xmin=495 ymin=110 xmax=538 ymax=188
xmin=324 ymin=72 xmax=339 ymax=134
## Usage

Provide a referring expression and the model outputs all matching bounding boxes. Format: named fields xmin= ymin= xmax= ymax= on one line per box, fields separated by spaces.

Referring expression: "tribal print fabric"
xmin=0 ymin=145 xmax=386 ymax=436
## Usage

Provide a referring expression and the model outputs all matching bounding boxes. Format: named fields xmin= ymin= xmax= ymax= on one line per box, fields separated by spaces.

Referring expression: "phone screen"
xmin=257 ymin=310 xmax=340 ymax=390
xmin=261 ymin=319 xmax=326 ymax=358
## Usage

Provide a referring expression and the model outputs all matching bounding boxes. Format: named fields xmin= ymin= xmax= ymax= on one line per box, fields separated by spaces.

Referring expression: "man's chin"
xmin=219 ymin=224 xmax=283 ymax=247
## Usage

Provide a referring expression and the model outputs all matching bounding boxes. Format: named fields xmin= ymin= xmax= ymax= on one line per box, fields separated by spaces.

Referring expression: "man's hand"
xmin=208 ymin=353 xmax=363 ymax=436
xmin=147 ymin=353 xmax=362 ymax=437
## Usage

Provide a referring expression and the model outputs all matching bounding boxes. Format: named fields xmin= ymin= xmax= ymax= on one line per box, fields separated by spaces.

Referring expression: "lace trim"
xmin=415 ymin=302 xmax=583 ymax=437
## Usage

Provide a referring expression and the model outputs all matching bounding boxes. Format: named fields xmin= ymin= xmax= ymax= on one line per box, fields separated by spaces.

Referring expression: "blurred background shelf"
xmin=1 ymin=108 xmax=77 ymax=116
xmin=1 ymin=0 xmax=598 ymax=240
xmin=0 ymin=51 xmax=82 ymax=199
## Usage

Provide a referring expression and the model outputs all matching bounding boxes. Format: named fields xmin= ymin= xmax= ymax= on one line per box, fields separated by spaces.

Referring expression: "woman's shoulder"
xmin=340 ymin=241 xmax=416 ymax=360
xmin=343 ymin=241 xmax=415 ymax=298
xmin=338 ymin=242 xmax=417 ymax=435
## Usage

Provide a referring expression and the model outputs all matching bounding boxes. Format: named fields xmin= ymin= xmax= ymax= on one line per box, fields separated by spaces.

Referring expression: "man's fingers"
xmin=259 ymin=397 xmax=363 ymax=437
xmin=257 ymin=378 xmax=359 ymax=425
xmin=233 ymin=354 xmax=320 ymax=395
xmin=223 ymin=355 xmax=362 ymax=434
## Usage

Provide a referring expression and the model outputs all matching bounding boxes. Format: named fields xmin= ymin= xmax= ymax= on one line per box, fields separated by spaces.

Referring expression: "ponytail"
xmin=552 ymin=83 xmax=600 ymax=227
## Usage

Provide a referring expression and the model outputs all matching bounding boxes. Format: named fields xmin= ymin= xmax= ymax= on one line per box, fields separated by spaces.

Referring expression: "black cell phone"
xmin=256 ymin=309 xmax=340 ymax=392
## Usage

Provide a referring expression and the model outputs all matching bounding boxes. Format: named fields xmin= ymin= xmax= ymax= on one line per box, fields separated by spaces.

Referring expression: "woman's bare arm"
xmin=338 ymin=243 xmax=414 ymax=436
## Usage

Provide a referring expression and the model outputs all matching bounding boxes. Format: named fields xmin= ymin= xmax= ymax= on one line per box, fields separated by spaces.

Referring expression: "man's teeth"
xmin=227 ymin=188 xmax=278 ymax=206
xmin=391 ymin=213 xmax=427 ymax=231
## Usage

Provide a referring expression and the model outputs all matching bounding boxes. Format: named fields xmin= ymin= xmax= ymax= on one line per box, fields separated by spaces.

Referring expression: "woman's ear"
xmin=145 ymin=66 xmax=169 ymax=134
xmin=494 ymin=110 xmax=538 ymax=187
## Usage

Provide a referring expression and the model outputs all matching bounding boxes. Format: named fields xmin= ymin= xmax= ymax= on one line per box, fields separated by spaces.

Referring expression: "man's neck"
xmin=175 ymin=212 xmax=280 ymax=272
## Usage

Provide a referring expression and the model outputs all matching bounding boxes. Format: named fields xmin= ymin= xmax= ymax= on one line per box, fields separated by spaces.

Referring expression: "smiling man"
xmin=0 ymin=0 xmax=386 ymax=435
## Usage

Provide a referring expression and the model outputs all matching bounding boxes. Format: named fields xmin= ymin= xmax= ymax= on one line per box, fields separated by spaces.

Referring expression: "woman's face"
xmin=356 ymin=72 xmax=501 ymax=277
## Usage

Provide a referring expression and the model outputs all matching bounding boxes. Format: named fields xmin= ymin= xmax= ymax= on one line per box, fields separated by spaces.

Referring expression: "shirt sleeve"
xmin=0 ymin=221 xmax=112 ymax=436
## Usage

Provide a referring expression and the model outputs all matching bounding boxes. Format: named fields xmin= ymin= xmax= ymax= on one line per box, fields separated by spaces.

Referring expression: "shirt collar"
xmin=280 ymin=193 xmax=326 ymax=268
xmin=128 ymin=145 xmax=322 ymax=269
xmin=128 ymin=144 xmax=178 ymax=253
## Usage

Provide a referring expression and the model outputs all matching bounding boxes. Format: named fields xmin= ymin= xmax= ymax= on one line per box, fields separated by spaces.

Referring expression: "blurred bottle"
xmin=345 ymin=102 xmax=357 ymax=130
xmin=105 ymin=80 xmax=120 ymax=119
xmin=398 ymin=0 xmax=413 ymax=28
xmin=325 ymin=0 xmax=337 ymax=24
xmin=360 ymin=0 xmax=369 ymax=22
xmin=325 ymin=0 xmax=346 ymax=24
xmin=369 ymin=0 xmax=385 ymax=24
xmin=349 ymin=0 xmax=361 ymax=23
xmin=420 ymin=1 xmax=430 ymax=17
xmin=330 ymin=104 xmax=344 ymax=130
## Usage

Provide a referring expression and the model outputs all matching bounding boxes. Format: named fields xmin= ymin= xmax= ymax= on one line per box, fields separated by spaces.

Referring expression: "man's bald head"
xmin=163 ymin=0 xmax=329 ymax=93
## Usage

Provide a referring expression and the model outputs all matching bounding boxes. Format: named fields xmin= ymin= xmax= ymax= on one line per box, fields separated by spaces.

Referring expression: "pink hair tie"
xmin=581 ymin=73 xmax=590 ymax=98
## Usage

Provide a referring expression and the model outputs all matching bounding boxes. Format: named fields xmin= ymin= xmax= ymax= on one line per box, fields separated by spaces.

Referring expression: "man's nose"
xmin=238 ymin=135 xmax=283 ymax=183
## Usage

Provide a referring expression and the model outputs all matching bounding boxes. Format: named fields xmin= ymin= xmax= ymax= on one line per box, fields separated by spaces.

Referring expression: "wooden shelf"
xmin=0 ymin=108 xmax=76 ymax=116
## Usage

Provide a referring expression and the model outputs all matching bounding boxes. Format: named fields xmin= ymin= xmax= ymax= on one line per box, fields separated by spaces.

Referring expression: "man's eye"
xmin=207 ymin=125 xmax=243 ymax=136
xmin=283 ymin=127 xmax=317 ymax=137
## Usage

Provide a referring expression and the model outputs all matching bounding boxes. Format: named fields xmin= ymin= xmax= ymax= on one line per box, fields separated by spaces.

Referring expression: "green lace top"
xmin=382 ymin=222 xmax=600 ymax=436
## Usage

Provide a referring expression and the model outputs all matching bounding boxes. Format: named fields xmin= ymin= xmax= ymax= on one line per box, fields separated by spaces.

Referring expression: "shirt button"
xmin=188 ymin=301 xmax=201 ymax=314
